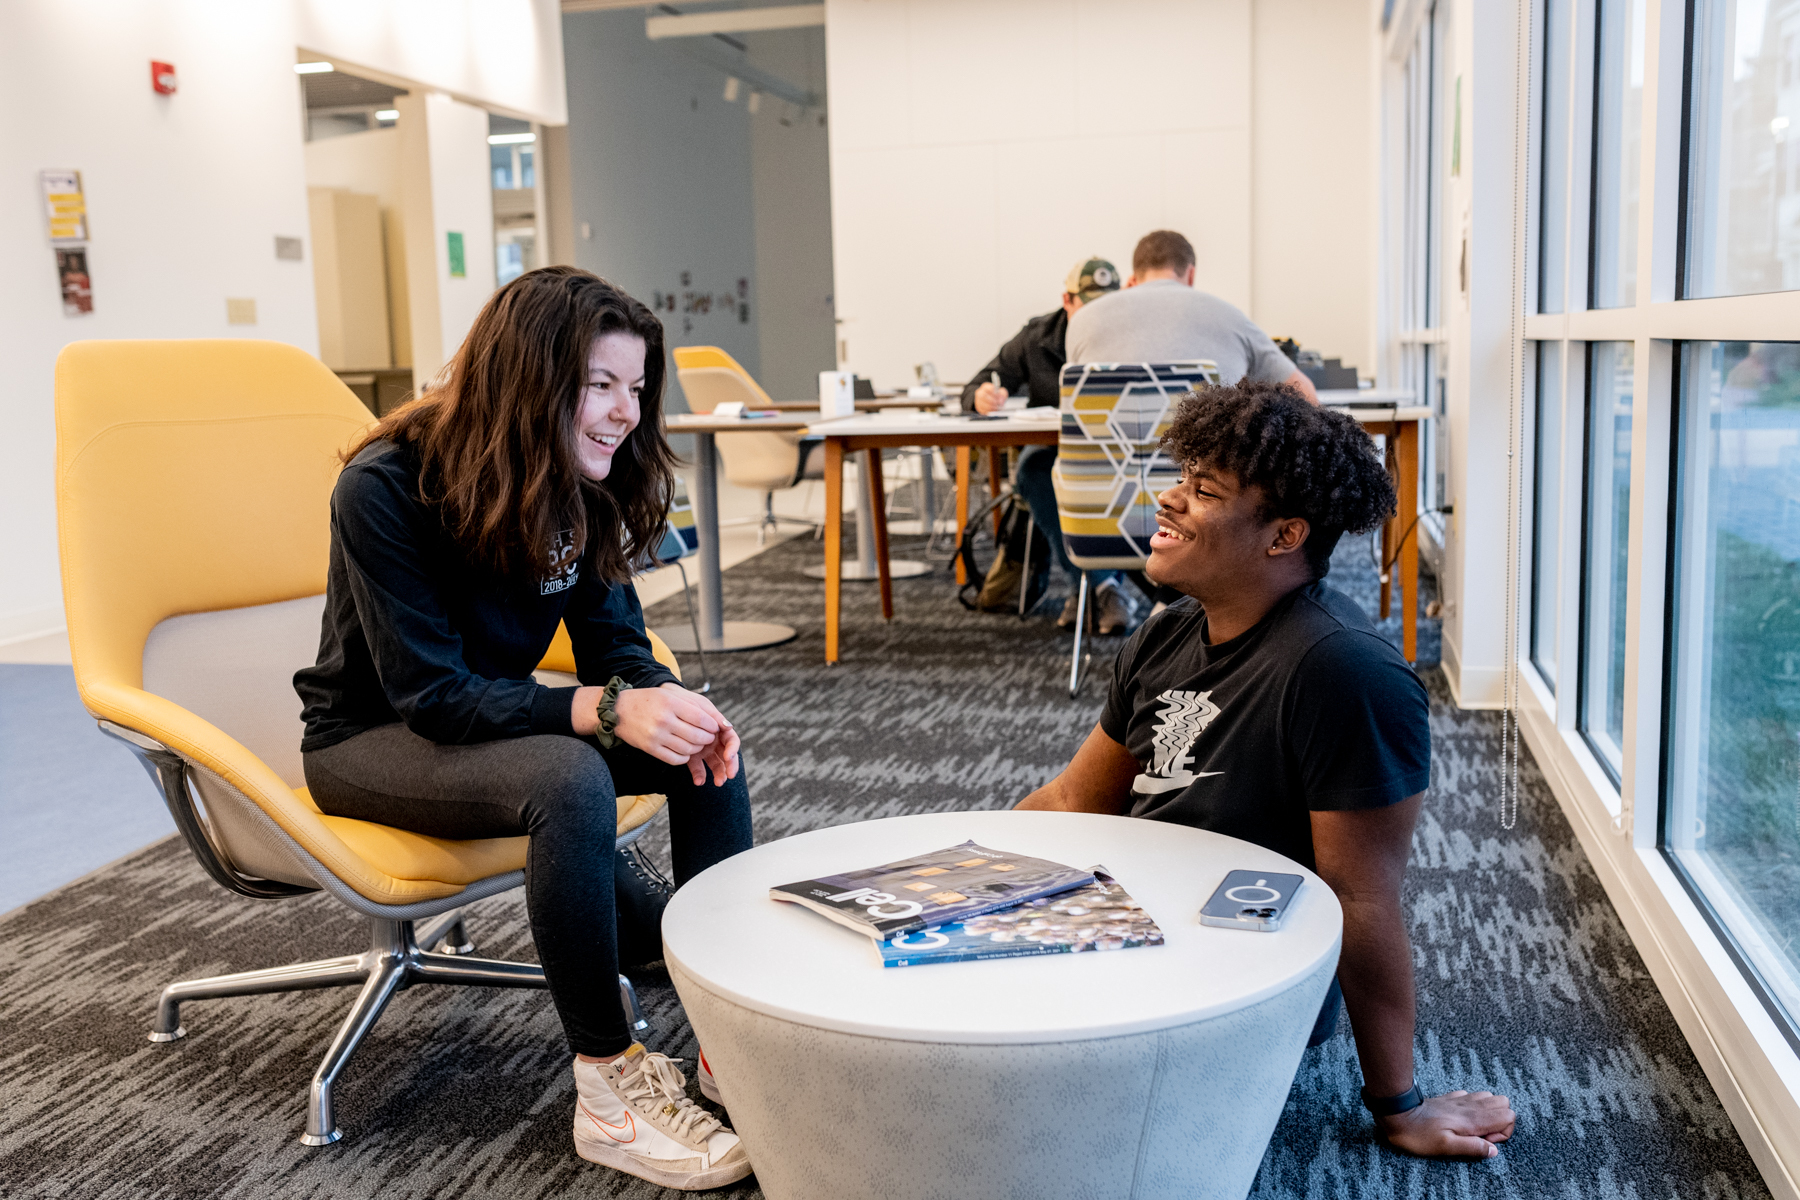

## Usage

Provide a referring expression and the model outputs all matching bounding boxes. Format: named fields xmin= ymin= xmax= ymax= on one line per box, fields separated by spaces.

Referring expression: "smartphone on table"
xmin=1199 ymin=870 xmax=1304 ymax=932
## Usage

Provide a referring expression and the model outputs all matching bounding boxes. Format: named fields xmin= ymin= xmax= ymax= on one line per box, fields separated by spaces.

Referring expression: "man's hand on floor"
xmin=1377 ymin=1090 xmax=1516 ymax=1158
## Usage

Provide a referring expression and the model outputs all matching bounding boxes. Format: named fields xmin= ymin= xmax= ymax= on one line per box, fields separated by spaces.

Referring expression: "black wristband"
xmin=1361 ymin=1082 xmax=1423 ymax=1116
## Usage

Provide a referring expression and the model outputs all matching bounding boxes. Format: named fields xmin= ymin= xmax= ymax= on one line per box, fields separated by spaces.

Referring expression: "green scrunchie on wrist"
xmin=593 ymin=676 xmax=633 ymax=749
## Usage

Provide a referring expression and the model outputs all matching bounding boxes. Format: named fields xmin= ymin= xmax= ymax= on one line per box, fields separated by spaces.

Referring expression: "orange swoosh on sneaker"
xmin=579 ymin=1100 xmax=636 ymax=1144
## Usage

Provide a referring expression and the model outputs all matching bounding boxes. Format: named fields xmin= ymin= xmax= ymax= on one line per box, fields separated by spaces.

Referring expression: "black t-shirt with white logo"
xmin=1099 ymin=582 xmax=1430 ymax=871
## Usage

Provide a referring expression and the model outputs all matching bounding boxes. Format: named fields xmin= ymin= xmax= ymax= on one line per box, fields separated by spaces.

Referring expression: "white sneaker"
xmin=572 ymin=1044 xmax=752 ymax=1190
xmin=697 ymin=1048 xmax=723 ymax=1105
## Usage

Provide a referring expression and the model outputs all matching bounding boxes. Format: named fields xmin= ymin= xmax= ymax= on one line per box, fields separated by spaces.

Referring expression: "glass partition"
xmin=1683 ymin=0 xmax=1800 ymax=298
xmin=1665 ymin=341 xmax=1800 ymax=1048
xmin=1580 ymin=342 xmax=1634 ymax=777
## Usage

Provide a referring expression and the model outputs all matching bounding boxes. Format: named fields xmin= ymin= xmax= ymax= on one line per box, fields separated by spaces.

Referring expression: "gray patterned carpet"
xmin=0 ymin=530 xmax=1772 ymax=1199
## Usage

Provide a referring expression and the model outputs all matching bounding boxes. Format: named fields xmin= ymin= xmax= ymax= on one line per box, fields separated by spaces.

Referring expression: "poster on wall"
xmin=57 ymin=248 xmax=93 ymax=315
xmin=447 ymin=231 xmax=467 ymax=279
xmin=41 ymin=169 xmax=88 ymax=242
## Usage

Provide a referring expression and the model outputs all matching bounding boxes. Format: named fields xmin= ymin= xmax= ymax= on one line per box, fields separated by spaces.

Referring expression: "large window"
xmin=1683 ymin=0 xmax=1800 ymax=297
xmin=1395 ymin=3 xmax=1446 ymax=528
xmin=1665 ymin=341 xmax=1800 ymax=1048
xmin=1580 ymin=341 xmax=1634 ymax=778
xmin=1442 ymin=0 xmax=1800 ymax=1141
xmin=1533 ymin=341 xmax=1567 ymax=688
xmin=1591 ymin=0 xmax=1645 ymax=308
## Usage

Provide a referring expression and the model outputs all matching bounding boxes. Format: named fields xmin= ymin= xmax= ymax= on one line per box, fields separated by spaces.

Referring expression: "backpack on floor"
xmin=955 ymin=490 xmax=1051 ymax=616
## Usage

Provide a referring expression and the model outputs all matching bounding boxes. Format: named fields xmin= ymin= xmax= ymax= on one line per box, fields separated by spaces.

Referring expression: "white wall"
xmin=296 ymin=0 xmax=567 ymax=124
xmin=0 ymin=1 xmax=570 ymax=643
xmin=824 ymin=0 xmax=1377 ymax=390
xmin=397 ymin=92 xmax=498 ymax=383
xmin=0 ymin=0 xmax=317 ymax=643
xmin=1253 ymin=0 xmax=1380 ymax=372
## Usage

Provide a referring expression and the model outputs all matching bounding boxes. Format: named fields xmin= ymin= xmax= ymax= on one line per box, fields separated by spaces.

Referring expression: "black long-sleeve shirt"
xmin=958 ymin=307 xmax=1068 ymax=413
xmin=295 ymin=439 xmax=678 ymax=752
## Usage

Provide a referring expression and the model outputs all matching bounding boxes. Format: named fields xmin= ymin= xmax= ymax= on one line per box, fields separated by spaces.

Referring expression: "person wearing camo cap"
xmin=960 ymin=256 xmax=1137 ymax=634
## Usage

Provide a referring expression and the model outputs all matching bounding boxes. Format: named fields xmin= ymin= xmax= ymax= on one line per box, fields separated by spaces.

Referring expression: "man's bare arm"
xmin=1283 ymin=369 xmax=1320 ymax=405
xmin=1312 ymin=796 xmax=1516 ymax=1158
xmin=1016 ymin=723 xmax=1139 ymax=814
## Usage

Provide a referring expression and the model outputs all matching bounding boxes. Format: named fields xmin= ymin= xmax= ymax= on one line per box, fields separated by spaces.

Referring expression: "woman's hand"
xmin=972 ymin=380 xmax=1008 ymax=414
xmin=606 ymin=683 xmax=740 ymax=786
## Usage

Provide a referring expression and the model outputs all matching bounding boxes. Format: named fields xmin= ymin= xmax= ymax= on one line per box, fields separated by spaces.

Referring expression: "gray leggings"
xmin=303 ymin=723 xmax=753 ymax=1056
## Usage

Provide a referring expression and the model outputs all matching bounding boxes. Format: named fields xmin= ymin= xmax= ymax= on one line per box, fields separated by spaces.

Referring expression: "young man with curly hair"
xmin=1018 ymin=380 xmax=1517 ymax=1160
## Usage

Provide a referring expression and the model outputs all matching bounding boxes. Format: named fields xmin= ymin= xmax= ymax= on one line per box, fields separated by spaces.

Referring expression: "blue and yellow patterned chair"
xmin=1051 ymin=361 xmax=1221 ymax=694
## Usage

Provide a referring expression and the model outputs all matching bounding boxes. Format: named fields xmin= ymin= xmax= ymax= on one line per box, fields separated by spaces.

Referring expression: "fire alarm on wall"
xmin=151 ymin=61 xmax=177 ymax=95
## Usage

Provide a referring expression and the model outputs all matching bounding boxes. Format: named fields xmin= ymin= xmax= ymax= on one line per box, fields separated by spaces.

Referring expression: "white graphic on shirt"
xmin=542 ymin=530 xmax=580 ymax=595
xmin=1132 ymin=688 xmax=1224 ymax=795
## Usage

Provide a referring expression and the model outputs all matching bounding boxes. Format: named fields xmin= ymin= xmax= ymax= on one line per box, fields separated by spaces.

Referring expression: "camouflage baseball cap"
xmin=1063 ymin=256 xmax=1120 ymax=303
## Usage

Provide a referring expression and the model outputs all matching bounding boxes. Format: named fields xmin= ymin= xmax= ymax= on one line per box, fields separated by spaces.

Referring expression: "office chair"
xmin=1052 ymin=361 xmax=1221 ymax=695
xmin=55 ymin=338 xmax=676 ymax=1146
xmin=672 ymin=346 xmax=824 ymax=543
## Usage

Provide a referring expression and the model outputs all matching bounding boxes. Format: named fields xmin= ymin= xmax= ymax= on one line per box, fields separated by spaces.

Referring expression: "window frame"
xmin=1418 ymin=0 xmax=1800 ymax=1167
xmin=1658 ymin=338 xmax=1800 ymax=1059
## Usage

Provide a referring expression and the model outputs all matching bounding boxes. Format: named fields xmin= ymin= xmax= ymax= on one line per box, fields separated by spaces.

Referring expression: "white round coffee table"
xmin=662 ymin=809 xmax=1342 ymax=1200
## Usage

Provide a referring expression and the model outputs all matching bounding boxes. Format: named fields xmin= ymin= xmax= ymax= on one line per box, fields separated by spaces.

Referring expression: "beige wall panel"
xmin=308 ymin=188 xmax=392 ymax=371
xmin=384 ymin=208 xmax=412 ymax=369
xmin=539 ymin=123 xmax=576 ymax=268
xmin=333 ymin=191 xmax=392 ymax=370
xmin=305 ymin=129 xmax=408 ymax=372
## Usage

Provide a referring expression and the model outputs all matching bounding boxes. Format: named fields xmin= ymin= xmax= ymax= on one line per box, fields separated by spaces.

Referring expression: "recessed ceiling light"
xmin=294 ymin=62 xmax=334 ymax=74
xmin=487 ymin=132 xmax=536 ymax=145
xmin=375 ymin=109 xmax=399 ymax=121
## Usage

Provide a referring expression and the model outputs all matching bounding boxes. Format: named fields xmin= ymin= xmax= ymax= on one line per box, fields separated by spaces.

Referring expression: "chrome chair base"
xmin=432 ymin=916 xmax=476 ymax=956
xmin=148 ymin=908 xmax=553 ymax=1146
xmin=1068 ymin=572 xmax=1094 ymax=698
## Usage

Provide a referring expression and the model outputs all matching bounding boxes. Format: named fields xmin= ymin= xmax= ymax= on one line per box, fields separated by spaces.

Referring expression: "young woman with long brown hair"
xmin=295 ymin=267 xmax=752 ymax=1189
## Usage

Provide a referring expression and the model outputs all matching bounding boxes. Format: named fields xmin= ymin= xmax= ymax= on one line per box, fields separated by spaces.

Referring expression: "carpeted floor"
xmin=0 ymin=531 xmax=1772 ymax=1199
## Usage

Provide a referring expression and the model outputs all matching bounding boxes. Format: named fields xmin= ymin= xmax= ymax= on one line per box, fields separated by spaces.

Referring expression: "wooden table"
xmin=676 ymin=397 xmax=1429 ymax=666
xmin=661 ymin=413 xmax=815 ymax=652
xmin=1319 ymin=393 xmax=1429 ymax=663
xmin=812 ymin=412 xmax=1061 ymax=663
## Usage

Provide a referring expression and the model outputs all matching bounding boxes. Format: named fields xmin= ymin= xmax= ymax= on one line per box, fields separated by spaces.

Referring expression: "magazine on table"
xmin=768 ymin=840 xmax=1094 ymax=940
xmin=876 ymin=867 xmax=1164 ymax=968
